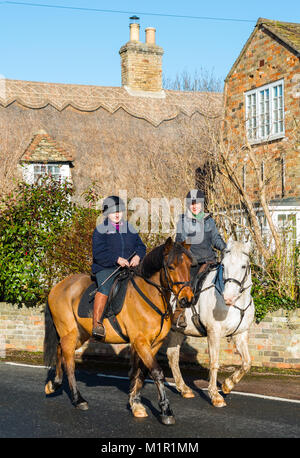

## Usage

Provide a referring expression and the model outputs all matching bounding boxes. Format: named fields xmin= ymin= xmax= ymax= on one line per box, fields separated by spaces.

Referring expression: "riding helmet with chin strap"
xmin=102 ymin=195 xmax=126 ymax=216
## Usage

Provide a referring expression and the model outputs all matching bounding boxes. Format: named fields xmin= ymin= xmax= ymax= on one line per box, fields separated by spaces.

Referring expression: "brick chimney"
xmin=119 ymin=21 xmax=164 ymax=94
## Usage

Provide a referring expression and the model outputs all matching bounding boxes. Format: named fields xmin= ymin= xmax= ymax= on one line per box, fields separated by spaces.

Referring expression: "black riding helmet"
xmin=185 ymin=189 xmax=205 ymax=207
xmin=102 ymin=195 xmax=126 ymax=216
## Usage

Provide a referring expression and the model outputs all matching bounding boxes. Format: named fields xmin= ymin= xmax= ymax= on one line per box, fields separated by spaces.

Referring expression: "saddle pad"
xmin=214 ymin=264 xmax=225 ymax=294
xmin=77 ymin=275 xmax=130 ymax=319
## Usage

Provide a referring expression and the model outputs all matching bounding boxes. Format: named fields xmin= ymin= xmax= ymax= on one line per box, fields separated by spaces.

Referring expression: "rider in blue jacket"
xmin=92 ymin=196 xmax=146 ymax=339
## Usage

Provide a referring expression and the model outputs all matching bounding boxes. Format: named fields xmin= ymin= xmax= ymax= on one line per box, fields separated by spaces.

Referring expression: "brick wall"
xmin=224 ymin=26 xmax=300 ymax=200
xmin=0 ymin=303 xmax=44 ymax=352
xmin=0 ymin=302 xmax=299 ymax=369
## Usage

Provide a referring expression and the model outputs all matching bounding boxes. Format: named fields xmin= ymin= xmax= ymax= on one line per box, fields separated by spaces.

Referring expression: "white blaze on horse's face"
xmin=222 ymin=240 xmax=251 ymax=307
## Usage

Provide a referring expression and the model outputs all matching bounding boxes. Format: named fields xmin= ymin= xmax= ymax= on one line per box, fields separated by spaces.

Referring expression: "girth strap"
xmin=107 ymin=315 xmax=129 ymax=343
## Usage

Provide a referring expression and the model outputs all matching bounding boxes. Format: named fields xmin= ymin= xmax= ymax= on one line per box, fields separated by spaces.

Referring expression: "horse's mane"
xmin=139 ymin=241 xmax=193 ymax=279
xmin=139 ymin=244 xmax=165 ymax=278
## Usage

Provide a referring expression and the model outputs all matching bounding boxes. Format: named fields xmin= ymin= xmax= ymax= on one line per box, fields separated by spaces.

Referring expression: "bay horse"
xmin=44 ymin=237 xmax=193 ymax=425
xmin=166 ymin=240 xmax=255 ymax=407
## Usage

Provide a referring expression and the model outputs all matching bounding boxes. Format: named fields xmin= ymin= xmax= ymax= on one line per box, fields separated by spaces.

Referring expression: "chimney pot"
xmin=145 ymin=27 xmax=156 ymax=44
xmin=129 ymin=23 xmax=140 ymax=42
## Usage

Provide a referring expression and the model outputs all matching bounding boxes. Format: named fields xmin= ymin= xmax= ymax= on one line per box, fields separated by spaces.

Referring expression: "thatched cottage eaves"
xmin=0 ymin=79 xmax=223 ymax=127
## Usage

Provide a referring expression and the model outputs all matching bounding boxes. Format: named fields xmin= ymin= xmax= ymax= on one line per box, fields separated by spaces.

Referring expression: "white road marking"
xmin=3 ymin=361 xmax=300 ymax=404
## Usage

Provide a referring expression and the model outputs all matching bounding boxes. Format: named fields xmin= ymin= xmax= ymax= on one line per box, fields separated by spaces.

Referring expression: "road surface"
xmin=0 ymin=361 xmax=299 ymax=442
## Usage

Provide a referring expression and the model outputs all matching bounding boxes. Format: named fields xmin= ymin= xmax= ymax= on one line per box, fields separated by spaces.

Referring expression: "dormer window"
xmin=245 ymin=79 xmax=285 ymax=143
xmin=20 ymin=130 xmax=73 ymax=185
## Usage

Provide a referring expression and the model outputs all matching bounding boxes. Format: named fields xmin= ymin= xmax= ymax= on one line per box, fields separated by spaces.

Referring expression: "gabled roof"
xmin=0 ymin=79 xmax=223 ymax=127
xmin=20 ymin=129 xmax=73 ymax=162
xmin=225 ymin=18 xmax=300 ymax=82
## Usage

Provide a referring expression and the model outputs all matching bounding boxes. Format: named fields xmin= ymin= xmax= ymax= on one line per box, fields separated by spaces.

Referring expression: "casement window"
xmin=33 ymin=164 xmax=62 ymax=183
xmin=245 ymin=79 xmax=285 ymax=143
xmin=22 ymin=163 xmax=71 ymax=185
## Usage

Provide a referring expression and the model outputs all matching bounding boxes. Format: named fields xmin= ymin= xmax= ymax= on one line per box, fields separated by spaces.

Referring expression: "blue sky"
xmin=0 ymin=1 xmax=299 ymax=88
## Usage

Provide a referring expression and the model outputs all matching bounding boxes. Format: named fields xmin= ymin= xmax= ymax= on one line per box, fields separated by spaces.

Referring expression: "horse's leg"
xmin=166 ymin=331 xmax=195 ymax=398
xmin=133 ymin=334 xmax=175 ymax=425
xmin=207 ymin=331 xmax=226 ymax=407
xmin=128 ymin=348 xmax=149 ymax=418
xmin=60 ymin=328 xmax=88 ymax=410
xmin=222 ymin=331 xmax=251 ymax=394
xmin=45 ymin=343 xmax=63 ymax=394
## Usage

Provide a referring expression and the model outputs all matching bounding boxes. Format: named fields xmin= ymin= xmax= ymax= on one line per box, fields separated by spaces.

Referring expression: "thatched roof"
xmin=0 ymin=78 xmax=223 ymax=127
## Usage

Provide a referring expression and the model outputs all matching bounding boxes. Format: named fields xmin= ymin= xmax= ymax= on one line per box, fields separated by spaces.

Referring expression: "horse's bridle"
xmin=222 ymin=251 xmax=252 ymax=295
xmin=162 ymin=259 xmax=192 ymax=300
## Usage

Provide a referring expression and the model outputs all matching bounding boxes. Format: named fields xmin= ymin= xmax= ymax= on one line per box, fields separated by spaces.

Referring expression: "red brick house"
xmin=224 ymin=18 xmax=300 ymax=243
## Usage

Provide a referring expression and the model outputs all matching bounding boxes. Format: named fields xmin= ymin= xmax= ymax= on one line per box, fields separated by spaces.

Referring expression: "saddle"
xmin=78 ymin=269 xmax=131 ymax=341
xmin=191 ymin=262 xmax=220 ymax=305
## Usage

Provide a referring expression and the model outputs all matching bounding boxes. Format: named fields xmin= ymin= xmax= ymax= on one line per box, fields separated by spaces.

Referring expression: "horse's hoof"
xmin=222 ymin=381 xmax=233 ymax=394
xmin=45 ymin=381 xmax=54 ymax=395
xmin=76 ymin=402 xmax=89 ymax=411
xmin=212 ymin=397 xmax=226 ymax=408
xmin=45 ymin=380 xmax=62 ymax=395
xmin=160 ymin=415 xmax=176 ymax=426
xmin=133 ymin=409 xmax=148 ymax=418
xmin=132 ymin=403 xmax=148 ymax=418
xmin=182 ymin=390 xmax=195 ymax=399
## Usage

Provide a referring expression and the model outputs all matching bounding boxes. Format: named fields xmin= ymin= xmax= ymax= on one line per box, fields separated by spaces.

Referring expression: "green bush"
xmin=45 ymin=206 xmax=99 ymax=281
xmin=251 ymin=263 xmax=298 ymax=322
xmin=0 ymin=178 xmax=74 ymax=306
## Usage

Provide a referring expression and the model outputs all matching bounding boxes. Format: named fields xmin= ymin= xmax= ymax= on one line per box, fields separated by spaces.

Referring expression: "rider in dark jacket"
xmin=174 ymin=189 xmax=226 ymax=328
xmin=91 ymin=196 xmax=146 ymax=340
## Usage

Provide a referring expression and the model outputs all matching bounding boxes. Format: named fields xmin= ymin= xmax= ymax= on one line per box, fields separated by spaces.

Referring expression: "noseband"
xmin=223 ymin=251 xmax=252 ymax=294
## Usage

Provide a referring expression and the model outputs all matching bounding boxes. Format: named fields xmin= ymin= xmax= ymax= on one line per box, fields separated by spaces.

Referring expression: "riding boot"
xmin=92 ymin=292 xmax=108 ymax=340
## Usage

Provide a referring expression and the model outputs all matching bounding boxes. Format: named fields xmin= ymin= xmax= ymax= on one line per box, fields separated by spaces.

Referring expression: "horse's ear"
xmin=164 ymin=237 xmax=174 ymax=255
xmin=226 ymin=236 xmax=234 ymax=250
xmin=244 ymin=239 xmax=252 ymax=254
xmin=181 ymin=241 xmax=191 ymax=251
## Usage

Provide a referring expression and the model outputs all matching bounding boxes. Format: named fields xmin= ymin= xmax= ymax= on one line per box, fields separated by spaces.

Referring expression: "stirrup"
xmin=92 ymin=322 xmax=106 ymax=340
xmin=171 ymin=312 xmax=187 ymax=332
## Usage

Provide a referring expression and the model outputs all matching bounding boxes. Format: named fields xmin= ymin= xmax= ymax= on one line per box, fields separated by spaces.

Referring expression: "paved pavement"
xmin=0 ymin=361 xmax=299 ymax=442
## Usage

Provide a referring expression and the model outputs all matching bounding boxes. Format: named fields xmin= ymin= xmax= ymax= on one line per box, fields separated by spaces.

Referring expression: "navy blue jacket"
xmin=92 ymin=218 xmax=146 ymax=274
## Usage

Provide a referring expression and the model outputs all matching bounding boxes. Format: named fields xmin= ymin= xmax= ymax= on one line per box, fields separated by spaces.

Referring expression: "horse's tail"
xmin=43 ymin=299 xmax=59 ymax=368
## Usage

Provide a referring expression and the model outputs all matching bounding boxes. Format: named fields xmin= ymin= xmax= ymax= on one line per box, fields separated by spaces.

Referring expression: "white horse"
xmin=166 ymin=240 xmax=255 ymax=407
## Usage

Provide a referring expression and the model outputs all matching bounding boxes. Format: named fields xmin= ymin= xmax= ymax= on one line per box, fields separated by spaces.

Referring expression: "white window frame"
xmin=21 ymin=163 xmax=71 ymax=185
xmin=245 ymin=79 xmax=285 ymax=144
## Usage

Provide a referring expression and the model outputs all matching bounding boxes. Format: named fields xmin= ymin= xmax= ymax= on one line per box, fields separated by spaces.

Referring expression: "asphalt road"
xmin=0 ymin=361 xmax=300 ymax=443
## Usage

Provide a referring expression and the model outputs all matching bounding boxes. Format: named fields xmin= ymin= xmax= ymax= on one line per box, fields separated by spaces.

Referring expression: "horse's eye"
xmin=242 ymin=265 xmax=246 ymax=269
xmin=168 ymin=265 xmax=175 ymax=271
